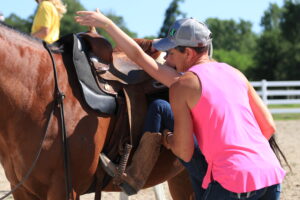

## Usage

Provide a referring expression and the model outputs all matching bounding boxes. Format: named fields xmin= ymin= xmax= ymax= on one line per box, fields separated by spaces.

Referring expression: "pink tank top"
xmin=189 ymin=62 xmax=285 ymax=193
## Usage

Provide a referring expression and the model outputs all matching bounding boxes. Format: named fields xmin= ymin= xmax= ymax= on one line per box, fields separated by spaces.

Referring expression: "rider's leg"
xmin=119 ymin=99 xmax=207 ymax=198
xmin=143 ymin=99 xmax=174 ymax=133
xmin=147 ymin=99 xmax=208 ymax=199
xmin=179 ymin=136 xmax=208 ymax=200
xmin=118 ymin=131 xmax=162 ymax=195
xmin=117 ymin=99 xmax=167 ymax=195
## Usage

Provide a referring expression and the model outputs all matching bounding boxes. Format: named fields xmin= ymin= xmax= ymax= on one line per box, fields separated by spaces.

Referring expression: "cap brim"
xmin=153 ymin=37 xmax=177 ymax=51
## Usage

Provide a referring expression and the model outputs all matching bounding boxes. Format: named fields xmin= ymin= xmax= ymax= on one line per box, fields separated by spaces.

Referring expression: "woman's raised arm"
xmin=75 ymin=9 xmax=180 ymax=87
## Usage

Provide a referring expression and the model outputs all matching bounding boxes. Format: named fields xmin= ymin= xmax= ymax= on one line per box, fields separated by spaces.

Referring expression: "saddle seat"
xmin=78 ymin=32 xmax=159 ymax=87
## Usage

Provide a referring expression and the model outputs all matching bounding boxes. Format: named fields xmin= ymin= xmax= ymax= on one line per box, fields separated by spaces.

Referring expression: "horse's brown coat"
xmin=0 ymin=24 xmax=194 ymax=200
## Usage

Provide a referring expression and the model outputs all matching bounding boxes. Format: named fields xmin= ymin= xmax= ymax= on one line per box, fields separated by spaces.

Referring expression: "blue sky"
xmin=2 ymin=0 xmax=283 ymax=37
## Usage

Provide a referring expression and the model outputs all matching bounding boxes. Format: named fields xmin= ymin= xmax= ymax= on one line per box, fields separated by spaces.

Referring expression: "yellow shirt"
xmin=31 ymin=1 xmax=60 ymax=43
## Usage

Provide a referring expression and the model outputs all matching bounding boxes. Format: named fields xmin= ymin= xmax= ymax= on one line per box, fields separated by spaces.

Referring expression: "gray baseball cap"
xmin=153 ymin=18 xmax=212 ymax=51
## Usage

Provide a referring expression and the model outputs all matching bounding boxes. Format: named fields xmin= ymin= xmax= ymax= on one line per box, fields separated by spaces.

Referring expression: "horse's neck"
xmin=0 ymin=26 xmax=53 ymax=127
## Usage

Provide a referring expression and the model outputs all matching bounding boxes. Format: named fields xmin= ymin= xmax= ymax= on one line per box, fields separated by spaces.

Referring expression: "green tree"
xmin=4 ymin=0 xmax=137 ymax=47
xmin=60 ymin=0 xmax=87 ymax=36
xmin=4 ymin=14 xmax=33 ymax=33
xmin=158 ymin=0 xmax=186 ymax=38
xmin=248 ymin=30 xmax=283 ymax=80
xmin=248 ymin=3 xmax=283 ymax=80
xmin=260 ymin=3 xmax=282 ymax=32
xmin=280 ymin=0 xmax=300 ymax=43
xmin=205 ymin=18 xmax=257 ymax=74
xmin=214 ymin=49 xmax=254 ymax=74
xmin=250 ymin=1 xmax=300 ymax=80
xmin=103 ymin=12 xmax=137 ymax=45
xmin=205 ymin=18 xmax=256 ymax=53
xmin=277 ymin=0 xmax=300 ymax=80
xmin=61 ymin=0 xmax=137 ymax=45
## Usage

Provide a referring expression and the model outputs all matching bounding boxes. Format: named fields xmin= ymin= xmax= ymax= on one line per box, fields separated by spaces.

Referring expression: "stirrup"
xmin=113 ymin=143 xmax=132 ymax=185
xmin=119 ymin=182 xmax=138 ymax=196
xmin=100 ymin=153 xmax=137 ymax=195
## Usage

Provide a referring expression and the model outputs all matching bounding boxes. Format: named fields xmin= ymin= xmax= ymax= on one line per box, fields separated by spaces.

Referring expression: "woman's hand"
xmin=162 ymin=129 xmax=172 ymax=150
xmin=75 ymin=9 xmax=111 ymax=29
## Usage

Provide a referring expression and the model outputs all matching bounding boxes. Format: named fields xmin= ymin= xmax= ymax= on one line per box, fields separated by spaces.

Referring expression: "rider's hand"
xmin=162 ymin=129 xmax=172 ymax=150
xmin=75 ymin=8 xmax=112 ymax=29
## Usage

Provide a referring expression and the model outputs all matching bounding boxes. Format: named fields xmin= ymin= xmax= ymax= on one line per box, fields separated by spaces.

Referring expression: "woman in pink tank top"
xmin=75 ymin=11 xmax=286 ymax=200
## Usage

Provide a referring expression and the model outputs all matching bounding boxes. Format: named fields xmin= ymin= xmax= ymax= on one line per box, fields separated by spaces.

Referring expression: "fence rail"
xmin=251 ymin=80 xmax=300 ymax=114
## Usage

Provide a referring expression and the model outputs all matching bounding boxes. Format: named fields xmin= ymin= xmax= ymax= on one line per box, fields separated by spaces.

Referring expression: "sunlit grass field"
xmin=269 ymin=104 xmax=300 ymax=120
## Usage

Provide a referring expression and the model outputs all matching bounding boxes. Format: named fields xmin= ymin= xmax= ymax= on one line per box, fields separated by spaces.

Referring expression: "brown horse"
xmin=0 ymin=22 xmax=194 ymax=199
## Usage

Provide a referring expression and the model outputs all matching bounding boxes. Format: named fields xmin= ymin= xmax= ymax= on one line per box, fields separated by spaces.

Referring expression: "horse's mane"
xmin=0 ymin=21 xmax=41 ymax=44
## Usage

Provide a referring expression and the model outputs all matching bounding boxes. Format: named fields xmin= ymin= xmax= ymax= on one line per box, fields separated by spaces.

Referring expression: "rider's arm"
xmin=75 ymin=10 xmax=180 ymax=87
xmin=247 ymin=81 xmax=276 ymax=139
xmin=166 ymin=74 xmax=198 ymax=162
xmin=233 ymin=68 xmax=276 ymax=140
xmin=32 ymin=27 xmax=49 ymax=39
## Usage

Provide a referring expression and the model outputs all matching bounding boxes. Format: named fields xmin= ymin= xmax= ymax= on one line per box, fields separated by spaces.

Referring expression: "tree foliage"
xmin=205 ymin=18 xmax=257 ymax=73
xmin=158 ymin=0 xmax=186 ymax=38
xmin=3 ymin=0 xmax=300 ymax=80
xmin=4 ymin=13 xmax=33 ymax=33
xmin=205 ymin=18 xmax=257 ymax=53
xmin=260 ymin=3 xmax=282 ymax=32
xmin=60 ymin=0 xmax=86 ymax=36
xmin=249 ymin=0 xmax=300 ymax=80
xmin=214 ymin=49 xmax=254 ymax=74
xmin=3 ymin=0 xmax=137 ymax=46
xmin=248 ymin=30 xmax=283 ymax=80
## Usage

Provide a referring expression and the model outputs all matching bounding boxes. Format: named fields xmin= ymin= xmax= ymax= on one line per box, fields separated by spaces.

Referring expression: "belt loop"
xmin=237 ymin=193 xmax=241 ymax=198
xmin=246 ymin=192 xmax=251 ymax=198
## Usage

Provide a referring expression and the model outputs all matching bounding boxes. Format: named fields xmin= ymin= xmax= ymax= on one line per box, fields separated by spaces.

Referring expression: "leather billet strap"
xmin=43 ymin=41 xmax=74 ymax=200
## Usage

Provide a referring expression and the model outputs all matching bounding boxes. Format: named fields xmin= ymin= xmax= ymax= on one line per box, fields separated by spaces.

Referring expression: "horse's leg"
xmin=12 ymin=186 xmax=40 ymax=200
xmin=167 ymin=169 xmax=195 ymax=200
xmin=47 ymin=185 xmax=78 ymax=200
xmin=46 ymin=172 xmax=79 ymax=200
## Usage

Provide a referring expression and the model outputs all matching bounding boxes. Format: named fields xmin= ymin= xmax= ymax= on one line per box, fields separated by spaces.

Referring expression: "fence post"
xmin=261 ymin=79 xmax=268 ymax=105
xmin=119 ymin=192 xmax=129 ymax=200
xmin=119 ymin=184 xmax=166 ymax=200
xmin=154 ymin=184 xmax=167 ymax=200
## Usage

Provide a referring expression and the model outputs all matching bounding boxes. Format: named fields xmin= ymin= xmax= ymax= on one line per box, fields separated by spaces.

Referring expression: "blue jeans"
xmin=143 ymin=99 xmax=207 ymax=199
xmin=180 ymin=137 xmax=207 ymax=199
xmin=203 ymin=181 xmax=281 ymax=200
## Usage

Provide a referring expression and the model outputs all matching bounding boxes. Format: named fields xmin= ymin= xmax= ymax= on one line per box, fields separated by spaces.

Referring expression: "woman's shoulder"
xmin=40 ymin=1 xmax=55 ymax=9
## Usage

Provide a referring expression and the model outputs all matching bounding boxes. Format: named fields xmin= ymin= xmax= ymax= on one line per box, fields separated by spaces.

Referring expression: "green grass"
xmin=268 ymin=104 xmax=300 ymax=120
xmin=268 ymin=104 xmax=300 ymax=108
xmin=272 ymin=113 xmax=300 ymax=120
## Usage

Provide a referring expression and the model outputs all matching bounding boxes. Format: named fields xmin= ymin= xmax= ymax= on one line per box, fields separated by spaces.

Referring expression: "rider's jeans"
xmin=143 ymin=99 xmax=207 ymax=200
xmin=203 ymin=181 xmax=281 ymax=200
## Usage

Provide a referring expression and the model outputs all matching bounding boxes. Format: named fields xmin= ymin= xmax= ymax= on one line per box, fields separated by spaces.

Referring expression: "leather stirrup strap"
xmin=123 ymin=87 xmax=133 ymax=145
xmin=114 ymin=88 xmax=134 ymax=178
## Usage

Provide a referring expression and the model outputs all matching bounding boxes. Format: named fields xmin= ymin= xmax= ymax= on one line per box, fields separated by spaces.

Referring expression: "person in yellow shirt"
xmin=31 ymin=0 xmax=67 ymax=44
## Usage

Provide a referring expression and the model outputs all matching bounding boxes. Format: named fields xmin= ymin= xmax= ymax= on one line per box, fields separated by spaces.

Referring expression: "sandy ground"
xmin=0 ymin=120 xmax=299 ymax=200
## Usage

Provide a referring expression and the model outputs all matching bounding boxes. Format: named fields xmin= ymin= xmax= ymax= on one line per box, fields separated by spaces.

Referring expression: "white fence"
xmin=119 ymin=184 xmax=167 ymax=200
xmin=251 ymin=80 xmax=300 ymax=114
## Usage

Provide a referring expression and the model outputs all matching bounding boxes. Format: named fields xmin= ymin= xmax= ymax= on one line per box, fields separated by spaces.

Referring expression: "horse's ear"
xmin=133 ymin=38 xmax=161 ymax=59
xmin=89 ymin=26 xmax=97 ymax=34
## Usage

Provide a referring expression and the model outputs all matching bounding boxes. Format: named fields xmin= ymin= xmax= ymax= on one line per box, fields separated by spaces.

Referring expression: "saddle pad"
xmin=72 ymin=34 xmax=117 ymax=115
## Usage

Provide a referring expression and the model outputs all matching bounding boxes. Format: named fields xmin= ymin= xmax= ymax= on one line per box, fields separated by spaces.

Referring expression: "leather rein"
xmin=0 ymin=41 xmax=73 ymax=200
